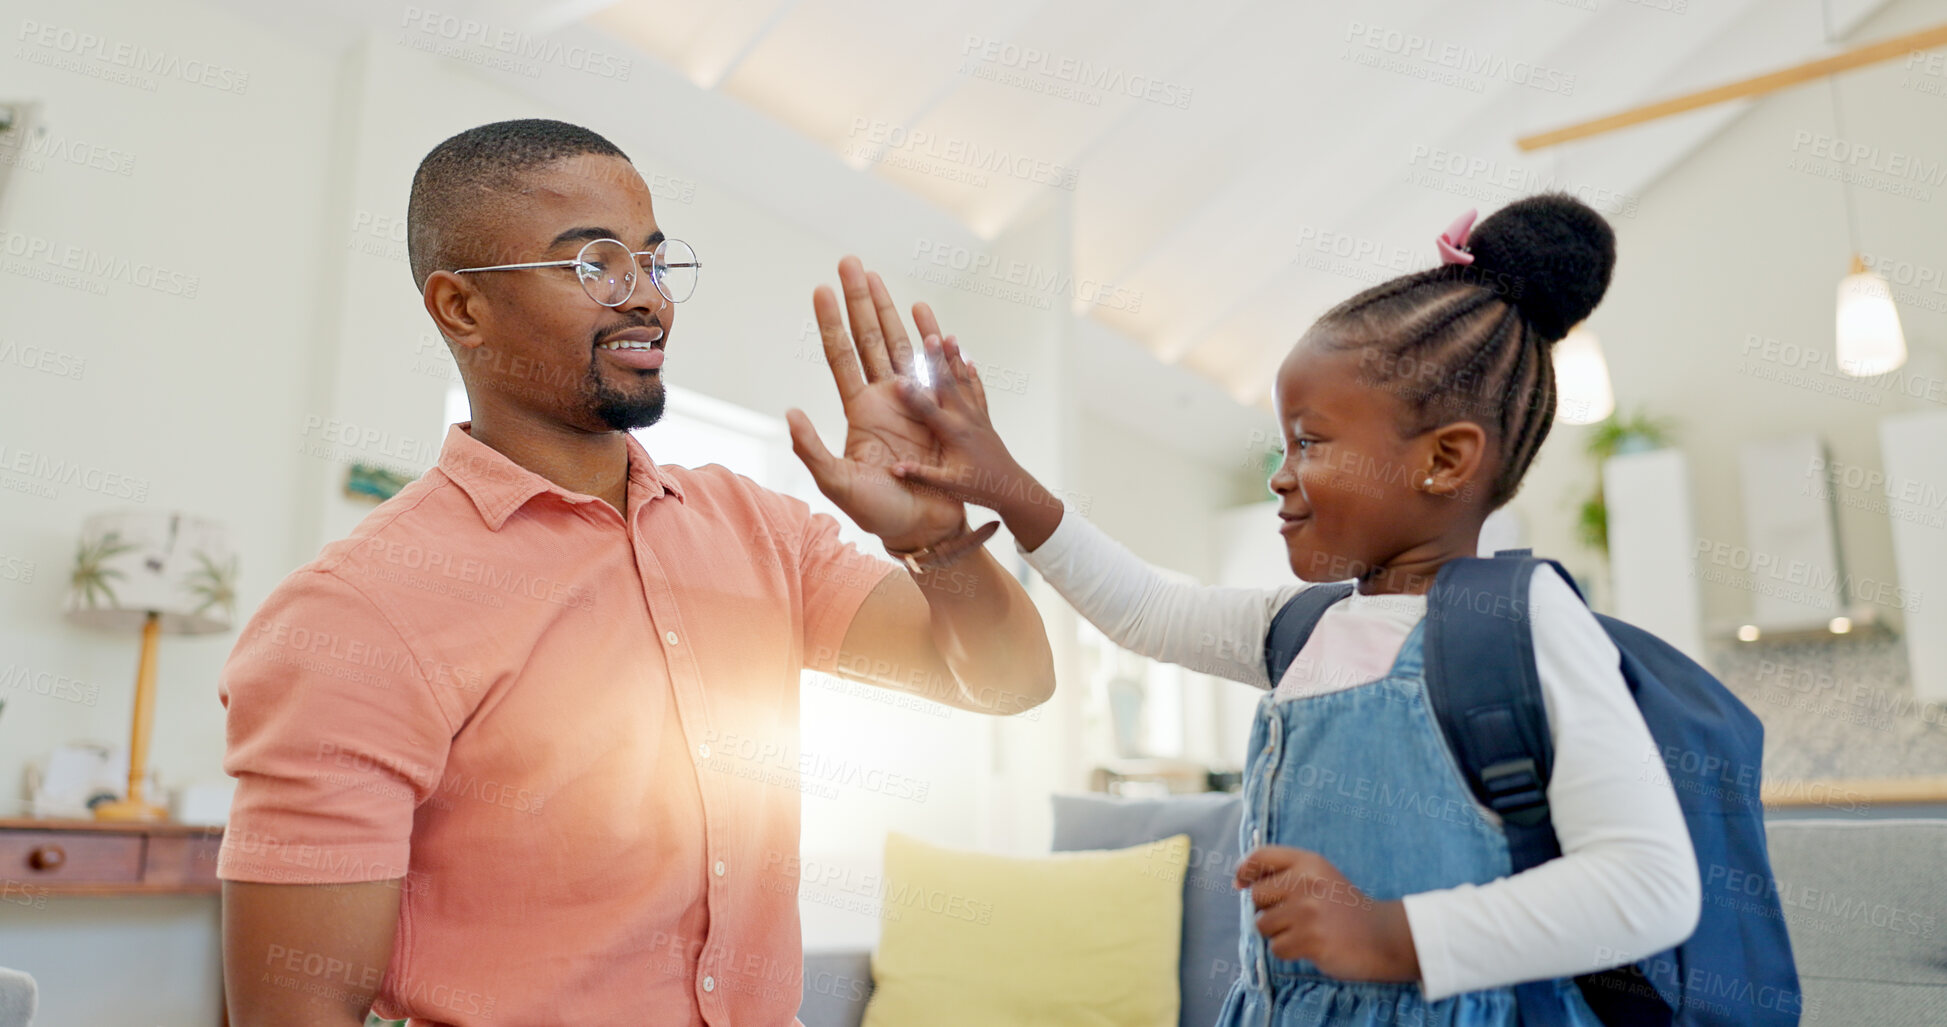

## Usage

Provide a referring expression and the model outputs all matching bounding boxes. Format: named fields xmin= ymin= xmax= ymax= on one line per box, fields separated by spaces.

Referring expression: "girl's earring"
xmin=1422 ymin=476 xmax=1435 ymax=489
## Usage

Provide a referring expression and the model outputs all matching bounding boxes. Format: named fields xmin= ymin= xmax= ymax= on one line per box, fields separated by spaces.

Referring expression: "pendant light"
xmin=1836 ymin=255 xmax=1908 ymax=377
xmin=1823 ymin=5 xmax=1908 ymax=377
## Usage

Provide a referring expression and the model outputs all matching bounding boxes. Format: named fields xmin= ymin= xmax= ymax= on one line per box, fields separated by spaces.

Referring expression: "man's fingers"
xmin=912 ymin=301 xmax=944 ymax=345
xmin=838 ymin=257 xmax=893 ymax=381
xmin=812 ymin=286 xmax=866 ymax=400
xmin=785 ymin=409 xmax=844 ymax=492
xmin=866 ymin=270 xmax=915 ymax=377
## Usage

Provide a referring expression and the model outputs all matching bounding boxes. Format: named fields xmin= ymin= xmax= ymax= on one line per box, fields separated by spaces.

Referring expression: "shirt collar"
xmin=436 ymin=422 xmax=685 ymax=531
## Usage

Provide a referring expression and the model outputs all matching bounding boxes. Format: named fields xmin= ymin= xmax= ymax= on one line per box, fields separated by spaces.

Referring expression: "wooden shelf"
xmin=1763 ymin=776 xmax=1947 ymax=809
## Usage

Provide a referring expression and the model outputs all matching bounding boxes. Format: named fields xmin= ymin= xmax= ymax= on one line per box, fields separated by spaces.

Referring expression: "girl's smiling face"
xmin=1268 ymin=333 xmax=1492 ymax=592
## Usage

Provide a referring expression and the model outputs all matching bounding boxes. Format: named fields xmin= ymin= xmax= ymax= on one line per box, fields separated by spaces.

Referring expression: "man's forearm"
xmin=911 ymin=546 xmax=1055 ymax=714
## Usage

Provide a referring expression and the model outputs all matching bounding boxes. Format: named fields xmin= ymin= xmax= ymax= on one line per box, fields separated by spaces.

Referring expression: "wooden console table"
xmin=0 ymin=817 xmax=222 ymax=895
xmin=1 ymin=817 xmax=226 ymax=1025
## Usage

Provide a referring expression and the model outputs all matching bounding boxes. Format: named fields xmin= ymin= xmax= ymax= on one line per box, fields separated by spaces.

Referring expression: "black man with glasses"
xmin=216 ymin=118 xmax=1055 ymax=1027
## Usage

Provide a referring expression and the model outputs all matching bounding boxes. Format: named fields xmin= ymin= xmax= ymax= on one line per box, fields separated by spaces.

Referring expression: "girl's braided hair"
xmin=1316 ymin=193 xmax=1616 ymax=507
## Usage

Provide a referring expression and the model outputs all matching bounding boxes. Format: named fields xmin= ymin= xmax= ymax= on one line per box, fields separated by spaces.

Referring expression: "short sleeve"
xmin=216 ymin=568 xmax=455 ymax=884
xmin=796 ymin=508 xmax=897 ymax=676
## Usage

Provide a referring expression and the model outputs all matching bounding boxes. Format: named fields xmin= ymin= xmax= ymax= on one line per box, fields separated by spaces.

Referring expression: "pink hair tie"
xmin=1436 ymin=209 xmax=1477 ymax=265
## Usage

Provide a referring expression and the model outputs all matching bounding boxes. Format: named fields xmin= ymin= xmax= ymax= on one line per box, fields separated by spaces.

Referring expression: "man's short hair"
xmin=406 ymin=119 xmax=630 ymax=290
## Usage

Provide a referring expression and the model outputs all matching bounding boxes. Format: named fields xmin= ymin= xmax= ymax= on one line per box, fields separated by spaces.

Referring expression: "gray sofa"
xmin=800 ymin=795 xmax=1947 ymax=1026
xmin=0 ymin=967 xmax=34 ymax=1027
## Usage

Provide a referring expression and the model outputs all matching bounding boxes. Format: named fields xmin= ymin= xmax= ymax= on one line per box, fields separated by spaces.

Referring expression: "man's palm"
xmin=786 ymin=258 xmax=966 ymax=553
xmin=831 ymin=381 xmax=963 ymax=544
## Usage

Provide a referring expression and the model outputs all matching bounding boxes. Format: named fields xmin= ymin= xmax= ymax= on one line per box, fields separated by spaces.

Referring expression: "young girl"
xmin=888 ymin=194 xmax=1699 ymax=1025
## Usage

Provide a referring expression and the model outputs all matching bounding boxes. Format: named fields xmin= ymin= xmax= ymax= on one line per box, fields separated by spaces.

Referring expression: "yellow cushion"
xmin=861 ymin=831 xmax=1191 ymax=1027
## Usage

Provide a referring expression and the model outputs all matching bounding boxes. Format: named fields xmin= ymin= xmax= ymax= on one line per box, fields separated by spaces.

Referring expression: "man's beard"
xmin=586 ymin=363 xmax=665 ymax=431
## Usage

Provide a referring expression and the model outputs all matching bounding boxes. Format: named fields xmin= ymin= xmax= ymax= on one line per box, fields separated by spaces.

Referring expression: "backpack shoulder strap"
xmin=1264 ymin=583 xmax=1355 ymax=687
xmin=1431 ymin=555 xmax=1591 ymax=1027
xmin=1424 ymin=555 xmax=1560 ymax=870
xmin=1438 ymin=557 xmax=1673 ymax=1027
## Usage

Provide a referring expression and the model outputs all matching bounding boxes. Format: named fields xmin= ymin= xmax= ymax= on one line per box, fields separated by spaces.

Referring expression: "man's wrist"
xmin=881 ymin=517 xmax=968 ymax=556
xmin=884 ymin=520 xmax=999 ymax=573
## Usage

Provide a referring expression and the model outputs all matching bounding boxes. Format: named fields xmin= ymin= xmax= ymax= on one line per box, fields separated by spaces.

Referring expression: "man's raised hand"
xmin=785 ymin=256 xmax=968 ymax=553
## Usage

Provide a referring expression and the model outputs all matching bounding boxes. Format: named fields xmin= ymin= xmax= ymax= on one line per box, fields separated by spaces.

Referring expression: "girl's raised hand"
xmin=889 ymin=335 xmax=1065 ymax=550
xmin=1235 ymin=845 xmax=1421 ymax=983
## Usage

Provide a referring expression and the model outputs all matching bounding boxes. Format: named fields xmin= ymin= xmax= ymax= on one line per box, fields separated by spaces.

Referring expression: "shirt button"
xmin=702 ymin=975 xmax=716 ymax=993
xmin=714 ymin=860 xmax=726 ymax=877
xmin=665 ymin=630 xmax=680 ymax=645
xmin=697 ymin=743 xmax=711 ymax=760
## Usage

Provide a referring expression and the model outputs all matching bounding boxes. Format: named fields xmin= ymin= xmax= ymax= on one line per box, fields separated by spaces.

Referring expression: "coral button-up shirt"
xmin=218 ymin=422 xmax=894 ymax=1026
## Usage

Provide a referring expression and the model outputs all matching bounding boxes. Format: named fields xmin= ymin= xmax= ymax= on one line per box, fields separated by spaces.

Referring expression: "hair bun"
xmin=1466 ymin=193 xmax=1615 ymax=342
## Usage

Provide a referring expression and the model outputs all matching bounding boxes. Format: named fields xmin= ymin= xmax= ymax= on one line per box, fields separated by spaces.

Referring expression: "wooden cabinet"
xmin=0 ymin=817 xmax=221 ymax=895
xmin=1 ymin=818 xmax=228 ymax=1025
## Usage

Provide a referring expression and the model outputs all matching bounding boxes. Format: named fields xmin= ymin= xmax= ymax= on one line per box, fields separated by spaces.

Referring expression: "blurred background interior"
xmin=2 ymin=0 xmax=1946 ymax=1022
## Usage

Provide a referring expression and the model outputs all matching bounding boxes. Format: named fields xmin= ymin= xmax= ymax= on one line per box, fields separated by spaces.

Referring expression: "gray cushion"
xmin=1764 ymin=819 xmax=1947 ymax=1024
xmin=799 ymin=949 xmax=873 ymax=1027
xmin=0 ymin=967 xmax=35 ymax=1027
xmin=1052 ymin=792 xmax=1244 ymax=1027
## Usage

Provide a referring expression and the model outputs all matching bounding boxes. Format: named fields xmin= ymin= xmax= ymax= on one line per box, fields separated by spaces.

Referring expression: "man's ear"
xmin=1421 ymin=421 xmax=1488 ymax=500
xmin=422 ymin=271 xmax=488 ymax=351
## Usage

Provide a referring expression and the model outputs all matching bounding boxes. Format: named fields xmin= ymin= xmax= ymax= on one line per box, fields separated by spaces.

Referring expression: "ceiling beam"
xmin=1518 ymin=20 xmax=1947 ymax=151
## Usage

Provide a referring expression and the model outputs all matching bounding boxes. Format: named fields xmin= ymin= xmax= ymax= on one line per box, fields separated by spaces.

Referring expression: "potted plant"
xmin=1578 ymin=409 xmax=1676 ymax=555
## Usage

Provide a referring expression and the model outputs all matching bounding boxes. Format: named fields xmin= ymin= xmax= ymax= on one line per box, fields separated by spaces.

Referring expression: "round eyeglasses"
xmin=452 ymin=237 xmax=701 ymax=307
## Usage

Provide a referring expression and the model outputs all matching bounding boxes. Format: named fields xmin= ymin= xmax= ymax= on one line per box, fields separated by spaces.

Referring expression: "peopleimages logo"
xmin=0 ymin=230 xmax=200 ymax=297
xmin=1405 ymin=144 xmax=1639 ymax=218
xmin=399 ymin=6 xmax=633 ymax=80
xmin=1343 ymin=21 xmax=1576 ymax=95
xmin=2 ymin=129 xmax=137 ymax=176
xmin=1789 ymin=131 xmax=1947 ymax=185
xmin=846 ymin=119 xmax=1080 ymax=190
xmin=14 ymin=18 xmax=250 ymax=93
xmin=0 ymin=442 xmax=150 ymax=502
xmin=958 ymin=35 xmax=1194 ymax=110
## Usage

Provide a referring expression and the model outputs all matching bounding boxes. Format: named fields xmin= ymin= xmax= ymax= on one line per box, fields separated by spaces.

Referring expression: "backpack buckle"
xmin=1480 ymin=758 xmax=1550 ymax=826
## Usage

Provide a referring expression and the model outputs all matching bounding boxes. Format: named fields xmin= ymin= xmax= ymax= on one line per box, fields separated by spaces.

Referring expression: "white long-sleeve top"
xmin=1021 ymin=510 xmax=1701 ymax=1001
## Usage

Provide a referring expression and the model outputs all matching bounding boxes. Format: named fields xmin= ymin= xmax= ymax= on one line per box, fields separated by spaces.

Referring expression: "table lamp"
xmin=65 ymin=510 xmax=236 ymax=822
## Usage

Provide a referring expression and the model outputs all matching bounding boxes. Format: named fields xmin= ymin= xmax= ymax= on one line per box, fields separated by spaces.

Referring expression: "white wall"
xmin=0 ymin=1 xmax=339 ymax=1022
xmin=1508 ymin=0 xmax=1947 ymax=637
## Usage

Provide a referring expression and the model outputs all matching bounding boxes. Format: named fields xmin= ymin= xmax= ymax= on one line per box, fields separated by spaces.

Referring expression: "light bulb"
xmin=1554 ymin=326 xmax=1615 ymax=425
xmin=1836 ymin=262 xmax=1907 ymax=377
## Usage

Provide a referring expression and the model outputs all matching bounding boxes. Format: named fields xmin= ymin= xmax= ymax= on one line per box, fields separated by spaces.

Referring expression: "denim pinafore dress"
xmin=1216 ymin=620 xmax=1602 ymax=1027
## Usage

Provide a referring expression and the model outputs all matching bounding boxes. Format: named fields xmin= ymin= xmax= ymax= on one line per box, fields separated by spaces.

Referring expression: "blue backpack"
xmin=1265 ymin=551 xmax=1803 ymax=1027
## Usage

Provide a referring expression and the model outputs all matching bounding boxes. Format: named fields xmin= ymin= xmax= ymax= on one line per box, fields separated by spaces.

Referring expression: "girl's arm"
xmin=1021 ymin=505 xmax=1301 ymax=687
xmin=1402 ymin=566 xmax=1701 ymax=1000
xmin=890 ymin=334 xmax=1299 ymax=688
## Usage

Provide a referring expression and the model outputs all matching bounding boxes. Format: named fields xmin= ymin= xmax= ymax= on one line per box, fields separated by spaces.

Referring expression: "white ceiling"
xmin=213 ymin=0 xmax=1898 ymax=418
xmin=578 ymin=0 xmax=1895 ymax=405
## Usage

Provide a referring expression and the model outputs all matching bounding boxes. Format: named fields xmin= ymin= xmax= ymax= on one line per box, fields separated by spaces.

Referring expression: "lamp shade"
xmin=66 ymin=510 xmax=236 ymax=635
xmin=1553 ymin=326 xmax=1616 ymax=425
xmin=1836 ymin=266 xmax=1908 ymax=377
